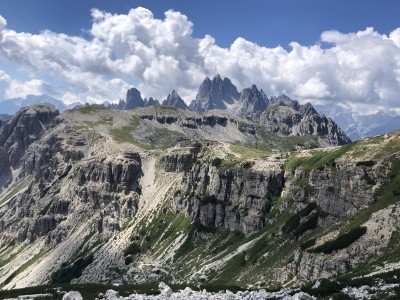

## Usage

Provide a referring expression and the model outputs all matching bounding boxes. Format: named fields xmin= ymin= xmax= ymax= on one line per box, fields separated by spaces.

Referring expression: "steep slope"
xmin=260 ymin=104 xmax=351 ymax=146
xmin=0 ymin=104 xmax=59 ymax=193
xmin=189 ymin=75 xmax=240 ymax=112
xmin=162 ymin=90 xmax=188 ymax=110
xmin=0 ymin=104 xmax=398 ymax=292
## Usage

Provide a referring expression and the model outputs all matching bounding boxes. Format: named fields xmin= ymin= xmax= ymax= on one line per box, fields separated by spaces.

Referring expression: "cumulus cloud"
xmin=0 ymin=8 xmax=399 ymax=112
xmin=0 ymin=69 xmax=51 ymax=99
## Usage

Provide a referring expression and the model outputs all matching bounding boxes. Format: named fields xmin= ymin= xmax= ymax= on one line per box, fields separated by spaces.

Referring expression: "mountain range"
xmin=0 ymin=94 xmax=79 ymax=115
xmin=0 ymin=85 xmax=400 ymax=299
xmin=315 ymin=103 xmax=400 ymax=141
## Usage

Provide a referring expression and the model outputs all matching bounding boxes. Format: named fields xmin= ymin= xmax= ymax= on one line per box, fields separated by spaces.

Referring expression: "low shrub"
xmin=211 ymin=157 xmax=222 ymax=167
xmin=52 ymin=254 xmax=94 ymax=284
xmin=300 ymin=238 xmax=316 ymax=250
xmin=282 ymin=215 xmax=300 ymax=233
xmin=293 ymin=212 xmax=319 ymax=238
xmin=312 ymin=226 xmax=367 ymax=254
xmin=124 ymin=256 xmax=133 ymax=265
xmin=123 ymin=243 xmax=141 ymax=256
xmin=299 ymin=202 xmax=318 ymax=217
xmin=356 ymin=160 xmax=376 ymax=167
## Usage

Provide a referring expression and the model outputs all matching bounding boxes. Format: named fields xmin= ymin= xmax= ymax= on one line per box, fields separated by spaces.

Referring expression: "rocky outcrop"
xmin=162 ymin=90 xmax=188 ymax=110
xmin=124 ymin=88 xmax=145 ymax=110
xmin=174 ymin=162 xmax=285 ymax=234
xmin=283 ymin=160 xmax=387 ymax=217
xmin=260 ymin=104 xmax=351 ymax=146
xmin=236 ymin=85 xmax=269 ymax=120
xmin=161 ymin=144 xmax=201 ymax=172
xmin=189 ymin=75 xmax=240 ymax=112
xmin=0 ymin=104 xmax=59 ymax=191
xmin=144 ymin=97 xmax=160 ymax=107
xmin=0 ymin=104 xmax=59 ymax=165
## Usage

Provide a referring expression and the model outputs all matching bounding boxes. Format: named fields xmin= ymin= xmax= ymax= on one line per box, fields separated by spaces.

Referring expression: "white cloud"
xmin=0 ymin=9 xmax=399 ymax=112
xmin=0 ymin=69 xmax=50 ymax=99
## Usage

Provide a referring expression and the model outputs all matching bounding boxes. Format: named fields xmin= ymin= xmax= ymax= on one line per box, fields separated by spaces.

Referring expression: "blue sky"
xmin=0 ymin=0 xmax=400 ymax=113
xmin=1 ymin=0 xmax=399 ymax=48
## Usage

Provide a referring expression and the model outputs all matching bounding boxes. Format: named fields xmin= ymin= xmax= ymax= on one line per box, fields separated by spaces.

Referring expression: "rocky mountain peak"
xmin=190 ymin=75 xmax=239 ymax=112
xmin=237 ymin=84 xmax=269 ymax=120
xmin=144 ymin=97 xmax=160 ymax=107
xmin=162 ymin=90 xmax=188 ymax=110
xmin=260 ymin=100 xmax=351 ymax=145
xmin=124 ymin=88 xmax=144 ymax=110
xmin=0 ymin=103 xmax=59 ymax=191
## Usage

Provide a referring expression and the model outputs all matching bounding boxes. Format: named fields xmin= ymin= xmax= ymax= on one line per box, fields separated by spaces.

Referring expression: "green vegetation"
xmin=355 ymin=160 xmax=376 ymax=167
xmin=123 ymin=243 xmax=141 ymax=256
xmin=72 ymin=104 xmax=108 ymax=114
xmin=211 ymin=157 xmax=222 ymax=167
xmin=110 ymin=117 xmax=185 ymax=149
xmin=292 ymin=212 xmax=319 ymax=238
xmin=200 ymin=194 xmax=222 ymax=206
xmin=229 ymin=144 xmax=270 ymax=160
xmin=285 ymin=143 xmax=354 ymax=172
xmin=311 ymin=226 xmax=367 ymax=254
xmin=52 ymin=254 xmax=94 ymax=284
xmin=300 ymin=238 xmax=316 ymax=250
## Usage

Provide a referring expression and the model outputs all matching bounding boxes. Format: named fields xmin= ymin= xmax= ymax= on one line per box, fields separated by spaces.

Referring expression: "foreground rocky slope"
xmin=0 ymin=103 xmax=399 ymax=295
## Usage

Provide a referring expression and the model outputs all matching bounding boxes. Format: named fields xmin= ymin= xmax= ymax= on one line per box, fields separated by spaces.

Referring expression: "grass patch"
xmin=284 ymin=143 xmax=354 ymax=172
xmin=72 ymin=104 xmax=108 ymax=114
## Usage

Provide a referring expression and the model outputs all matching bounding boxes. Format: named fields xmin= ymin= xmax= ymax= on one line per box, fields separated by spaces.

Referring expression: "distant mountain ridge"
xmin=108 ymin=75 xmax=351 ymax=145
xmin=315 ymin=104 xmax=400 ymax=141
xmin=0 ymin=94 xmax=80 ymax=115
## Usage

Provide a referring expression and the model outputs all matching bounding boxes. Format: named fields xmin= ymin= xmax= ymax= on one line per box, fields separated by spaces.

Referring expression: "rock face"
xmin=169 ymin=150 xmax=285 ymax=234
xmin=0 ymin=102 xmax=397 ymax=290
xmin=162 ymin=90 xmax=188 ymax=110
xmin=236 ymin=85 xmax=269 ymax=120
xmin=260 ymin=103 xmax=351 ymax=145
xmin=189 ymin=75 xmax=240 ymax=112
xmin=144 ymin=97 xmax=160 ymax=107
xmin=124 ymin=88 xmax=145 ymax=110
xmin=105 ymin=76 xmax=350 ymax=147
xmin=0 ymin=104 xmax=59 ymax=191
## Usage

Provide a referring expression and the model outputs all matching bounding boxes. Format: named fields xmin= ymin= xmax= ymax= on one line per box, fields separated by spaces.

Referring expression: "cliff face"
xmin=259 ymin=105 xmax=351 ymax=146
xmin=172 ymin=159 xmax=284 ymax=234
xmin=0 ymin=104 xmax=59 ymax=192
xmin=0 ymin=104 xmax=399 ymax=291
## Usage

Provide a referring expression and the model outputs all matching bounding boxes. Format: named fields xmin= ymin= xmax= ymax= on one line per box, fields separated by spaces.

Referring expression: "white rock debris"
xmin=91 ymin=283 xmax=317 ymax=300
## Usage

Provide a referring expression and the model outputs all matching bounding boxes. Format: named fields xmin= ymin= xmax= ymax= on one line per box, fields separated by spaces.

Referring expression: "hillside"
xmin=0 ymin=103 xmax=399 ymax=298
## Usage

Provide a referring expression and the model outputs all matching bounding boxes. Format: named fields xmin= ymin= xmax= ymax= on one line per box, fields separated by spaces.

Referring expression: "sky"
xmin=0 ymin=0 xmax=400 ymax=113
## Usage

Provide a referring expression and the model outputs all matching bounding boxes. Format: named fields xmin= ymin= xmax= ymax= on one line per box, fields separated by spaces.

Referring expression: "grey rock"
xmin=124 ymin=88 xmax=145 ymax=110
xmin=159 ymin=282 xmax=173 ymax=297
xmin=162 ymin=90 xmax=188 ymax=110
xmin=62 ymin=291 xmax=83 ymax=300
xmin=190 ymin=75 xmax=240 ymax=112
xmin=144 ymin=97 xmax=160 ymax=107
xmin=175 ymin=162 xmax=284 ymax=234
xmin=237 ymin=85 xmax=269 ymax=120
xmin=260 ymin=103 xmax=351 ymax=146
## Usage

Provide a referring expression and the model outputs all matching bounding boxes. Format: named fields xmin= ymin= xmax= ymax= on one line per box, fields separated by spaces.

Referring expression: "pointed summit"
xmin=162 ymin=90 xmax=188 ymax=110
xmin=124 ymin=88 xmax=145 ymax=110
xmin=190 ymin=75 xmax=240 ymax=112
xmin=237 ymin=84 xmax=269 ymax=120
